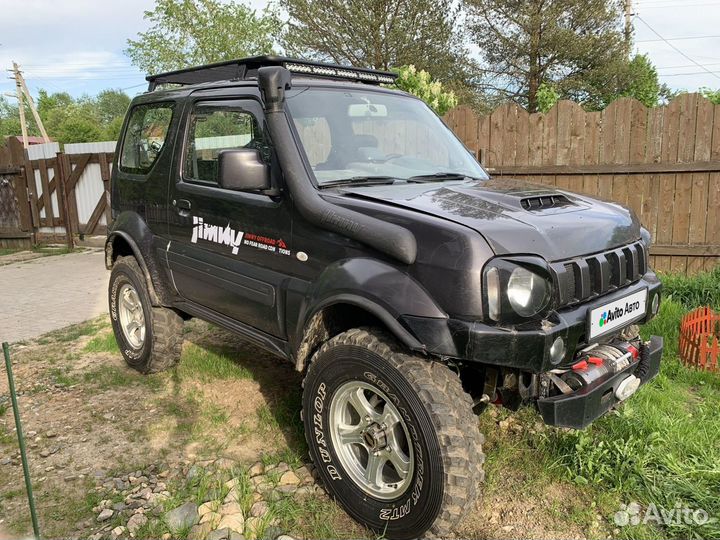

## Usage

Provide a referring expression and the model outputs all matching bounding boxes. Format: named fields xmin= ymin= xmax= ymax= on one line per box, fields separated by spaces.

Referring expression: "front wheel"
xmin=109 ymin=256 xmax=184 ymax=373
xmin=302 ymin=328 xmax=484 ymax=539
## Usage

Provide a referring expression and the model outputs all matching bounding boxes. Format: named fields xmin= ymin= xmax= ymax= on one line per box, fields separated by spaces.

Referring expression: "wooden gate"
xmin=28 ymin=151 xmax=114 ymax=237
xmin=0 ymin=138 xmax=33 ymax=248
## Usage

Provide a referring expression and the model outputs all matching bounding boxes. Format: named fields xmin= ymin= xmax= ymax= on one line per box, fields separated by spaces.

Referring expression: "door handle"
xmin=173 ymin=198 xmax=192 ymax=216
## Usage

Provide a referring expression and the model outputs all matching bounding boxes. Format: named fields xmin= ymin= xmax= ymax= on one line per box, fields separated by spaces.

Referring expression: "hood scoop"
xmin=521 ymin=194 xmax=574 ymax=211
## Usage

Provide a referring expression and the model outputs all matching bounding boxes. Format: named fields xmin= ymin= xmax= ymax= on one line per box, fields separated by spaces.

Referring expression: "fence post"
xmin=2 ymin=342 xmax=41 ymax=539
xmin=55 ymin=152 xmax=74 ymax=251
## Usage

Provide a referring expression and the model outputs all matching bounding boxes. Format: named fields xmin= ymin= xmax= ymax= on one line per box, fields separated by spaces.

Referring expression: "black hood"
xmin=337 ymin=178 xmax=642 ymax=261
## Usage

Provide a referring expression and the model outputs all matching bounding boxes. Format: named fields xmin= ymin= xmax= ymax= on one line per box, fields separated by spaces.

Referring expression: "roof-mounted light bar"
xmin=284 ymin=62 xmax=396 ymax=84
xmin=146 ymin=55 xmax=398 ymax=91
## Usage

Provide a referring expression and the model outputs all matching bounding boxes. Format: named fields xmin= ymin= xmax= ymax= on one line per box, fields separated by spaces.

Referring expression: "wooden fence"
xmin=0 ymin=137 xmax=115 ymax=246
xmin=444 ymin=93 xmax=720 ymax=274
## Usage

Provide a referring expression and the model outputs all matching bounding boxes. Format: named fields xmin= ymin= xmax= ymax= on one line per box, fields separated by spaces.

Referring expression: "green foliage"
xmin=84 ymin=332 xmax=120 ymax=354
xmin=0 ymin=89 xmax=130 ymax=144
xmin=659 ymin=266 xmax=720 ymax=310
xmin=178 ymin=342 xmax=253 ymax=381
xmin=280 ymin=0 xmax=471 ymax=88
xmin=619 ymin=54 xmax=661 ymax=107
xmin=699 ymin=87 xmax=720 ymax=105
xmin=464 ymin=0 xmax=629 ymax=112
xmin=393 ymin=66 xmax=458 ymax=115
xmin=125 ymin=0 xmax=280 ymax=74
xmin=0 ymin=96 xmax=25 ymax=139
xmin=574 ymin=54 xmax=661 ymax=110
xmin=536 ymin=83 xmax=560 ymax=113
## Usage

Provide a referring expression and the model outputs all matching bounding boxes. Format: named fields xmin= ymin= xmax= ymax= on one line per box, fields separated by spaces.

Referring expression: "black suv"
xmin=106 ymin=56 xmax=664 ymax=539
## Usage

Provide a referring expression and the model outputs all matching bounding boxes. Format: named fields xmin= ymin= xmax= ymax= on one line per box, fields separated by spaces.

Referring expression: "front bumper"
xmin=401 ymin=272 xmax=662 ymax=373
xmin=537 ymin=335 xmax=663 ymax=428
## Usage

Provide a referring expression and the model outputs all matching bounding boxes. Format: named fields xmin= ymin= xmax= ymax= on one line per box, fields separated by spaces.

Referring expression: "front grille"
xmin=552 ymin=241 xmax=648 ymax=306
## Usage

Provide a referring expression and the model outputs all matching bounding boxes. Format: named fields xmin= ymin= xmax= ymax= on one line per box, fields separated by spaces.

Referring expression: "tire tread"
xmin=304 ymin=327 xmax=485 ymax=538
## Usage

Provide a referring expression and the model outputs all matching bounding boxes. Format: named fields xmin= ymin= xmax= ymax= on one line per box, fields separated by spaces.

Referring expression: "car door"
xmin=166 ymin=97 xmax=293 ymax=338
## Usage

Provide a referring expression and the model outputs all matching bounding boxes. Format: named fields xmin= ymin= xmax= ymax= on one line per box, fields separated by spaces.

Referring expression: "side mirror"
xmin=218 ymin=149 xmax=271 ymax=192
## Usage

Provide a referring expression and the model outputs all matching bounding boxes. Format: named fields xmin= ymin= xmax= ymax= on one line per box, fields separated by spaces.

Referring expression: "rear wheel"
xmin=302 ymin=328 xmax=484 ymax=539
xmin=109 ymin=256 xmax=183 ymax=373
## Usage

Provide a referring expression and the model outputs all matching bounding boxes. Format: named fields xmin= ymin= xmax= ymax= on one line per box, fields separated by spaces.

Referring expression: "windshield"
xmin=285 ymin=87 xmax=489 ymax=185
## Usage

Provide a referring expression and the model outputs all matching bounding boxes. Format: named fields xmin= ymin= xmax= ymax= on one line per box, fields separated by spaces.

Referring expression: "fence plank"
xmin=37 ymin=159 xmax=55 ymax=226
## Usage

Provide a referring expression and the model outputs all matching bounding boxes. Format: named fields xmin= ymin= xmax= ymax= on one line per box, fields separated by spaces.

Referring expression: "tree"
xmin=393 ymin=66 xmax=458 ymax=115
xmin=536 ymin=83 xmax=560 ymax=113
xmin=566 ymin=53 xmax=661 ymax=110
xmin=95 ymin=90 xmax=131 ymax=126
xmin=125 ymin=0 xmax=280 ymax=74
xmin=0 ymin=97 xmax=24 ymax=140
xmin=464 ymin=0 xmax=628 ymax=112
xmin=280 ymin=0 xmax=470 ymax=86
xmin=700 ymin=87 xmax=720 ymax=105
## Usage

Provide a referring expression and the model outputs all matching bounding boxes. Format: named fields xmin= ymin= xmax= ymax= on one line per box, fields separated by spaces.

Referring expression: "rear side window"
xmin=119 ymin=103 xmax=175 ymax=174
xmin=184 ymin=104 xmax=269 ymax=184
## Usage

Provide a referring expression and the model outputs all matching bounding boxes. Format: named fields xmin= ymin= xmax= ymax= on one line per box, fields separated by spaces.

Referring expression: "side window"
xmin=119 ymin=103 xmax=174 ymax=174
xmin=184 ymin=105 xmax=269 ymax=184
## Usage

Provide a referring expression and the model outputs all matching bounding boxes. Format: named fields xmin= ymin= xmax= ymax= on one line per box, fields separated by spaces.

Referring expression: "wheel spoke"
xmin=380 ymin=402 xmax=401 ymax=430
xmin=337 ymin=423 xmax=364 ymax=446
xmin=387 ymin=447 xmax=411 ymax=478
xmin=348 ymin=387 xmax=378 ymax=421
xmin=364 ymin=452 xmax=387 ymax=487
xmin=121 ymin=294 xmax=135 ymax=312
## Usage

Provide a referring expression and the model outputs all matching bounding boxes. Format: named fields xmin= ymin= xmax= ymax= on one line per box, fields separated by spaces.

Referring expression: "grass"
xmin=38 ymin=318 xmax=105 ymax=344
xmin=178 ymin=343 xmax=253 ymax=381
xmin=659 ymin=266 xmax=720 ymax=310
xmin=84 ymin=331 xmax=120 ymax=353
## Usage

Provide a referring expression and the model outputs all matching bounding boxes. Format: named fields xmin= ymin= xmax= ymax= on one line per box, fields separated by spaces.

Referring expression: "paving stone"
xmin=217 ymin=513 xmax=245 ymax=535
xmin=165 ymin=502 xmax=199 ymax=532
xmin=189 ymin=521 xmax=214 ymax=540
xmin=207 ymin=528 xmax=231 ymax=540
xmin=220 ymin=501 xmax=243 ymax=516
xmin=127 ymin=513 xmax=147 ymax=534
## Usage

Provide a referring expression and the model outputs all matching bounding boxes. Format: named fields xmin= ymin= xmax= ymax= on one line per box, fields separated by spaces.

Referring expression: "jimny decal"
xmin=191 ymin=216 xmax=291 ymax=256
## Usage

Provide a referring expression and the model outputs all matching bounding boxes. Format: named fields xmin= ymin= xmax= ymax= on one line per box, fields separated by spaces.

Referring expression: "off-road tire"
xmin=109 ymin=256 xmax=183 ymax=373
xmin=302 ymin=328 xmax=485 ymax=539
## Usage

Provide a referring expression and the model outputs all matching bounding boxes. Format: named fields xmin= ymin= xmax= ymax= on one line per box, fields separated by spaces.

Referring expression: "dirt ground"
xmin=0 ymin=317 xmax=612 ymax=539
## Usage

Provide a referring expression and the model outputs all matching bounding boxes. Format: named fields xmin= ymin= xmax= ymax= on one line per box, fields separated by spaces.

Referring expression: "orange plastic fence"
xmin=679 ymin=307 xmax=720 ymax=372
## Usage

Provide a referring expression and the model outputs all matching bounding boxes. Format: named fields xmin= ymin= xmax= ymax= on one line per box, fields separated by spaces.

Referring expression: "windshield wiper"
xmin=407 ymin=172 xmax=475 ymax=183
xmin=318 ymin=176 xmax=397 ymax=189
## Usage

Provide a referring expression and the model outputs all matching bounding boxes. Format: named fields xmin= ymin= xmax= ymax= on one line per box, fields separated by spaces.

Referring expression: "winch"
xmin=545 ymin=337 xmax=643 ymax=397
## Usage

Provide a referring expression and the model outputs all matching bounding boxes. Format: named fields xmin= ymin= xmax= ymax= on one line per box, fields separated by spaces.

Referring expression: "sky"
xmin=1 ymin=0 xmax=720 ymax=101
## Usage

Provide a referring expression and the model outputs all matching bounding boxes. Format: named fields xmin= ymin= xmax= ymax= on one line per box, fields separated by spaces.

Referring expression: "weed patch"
xmin=659 ymin=267 xmax=720 ymax=310
xmin=84 ymin=332 xmax=120 ymax=354
xmin=178 ymin=343 xmax=253 ymax=381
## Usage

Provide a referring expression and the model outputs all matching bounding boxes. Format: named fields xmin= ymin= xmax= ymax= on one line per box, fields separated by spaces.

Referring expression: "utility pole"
xmin=11 ymin=62 xmax=29 ymax=148
xmin=9 ymin=62 xmax=51 ymax=148
xmin=624 ymin=0 xmax=634 ymax=58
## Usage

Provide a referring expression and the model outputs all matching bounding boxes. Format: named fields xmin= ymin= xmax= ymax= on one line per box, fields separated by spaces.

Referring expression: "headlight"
xmin=508 ymin=267 xmax=548 ymax=317
xmin=484 ymin=258 xmax=553 ymax=322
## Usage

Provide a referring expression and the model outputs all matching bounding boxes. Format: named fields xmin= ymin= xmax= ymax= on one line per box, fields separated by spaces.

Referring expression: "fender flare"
xmin=105 ymin=212 xmax=175 ymax=306
xmin=291 ymin=258 xmax=448 ymax=369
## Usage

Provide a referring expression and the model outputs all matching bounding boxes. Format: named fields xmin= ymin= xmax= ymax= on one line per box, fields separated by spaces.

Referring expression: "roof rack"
xmin=146 ymin=55 xmax=398 ymax=91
